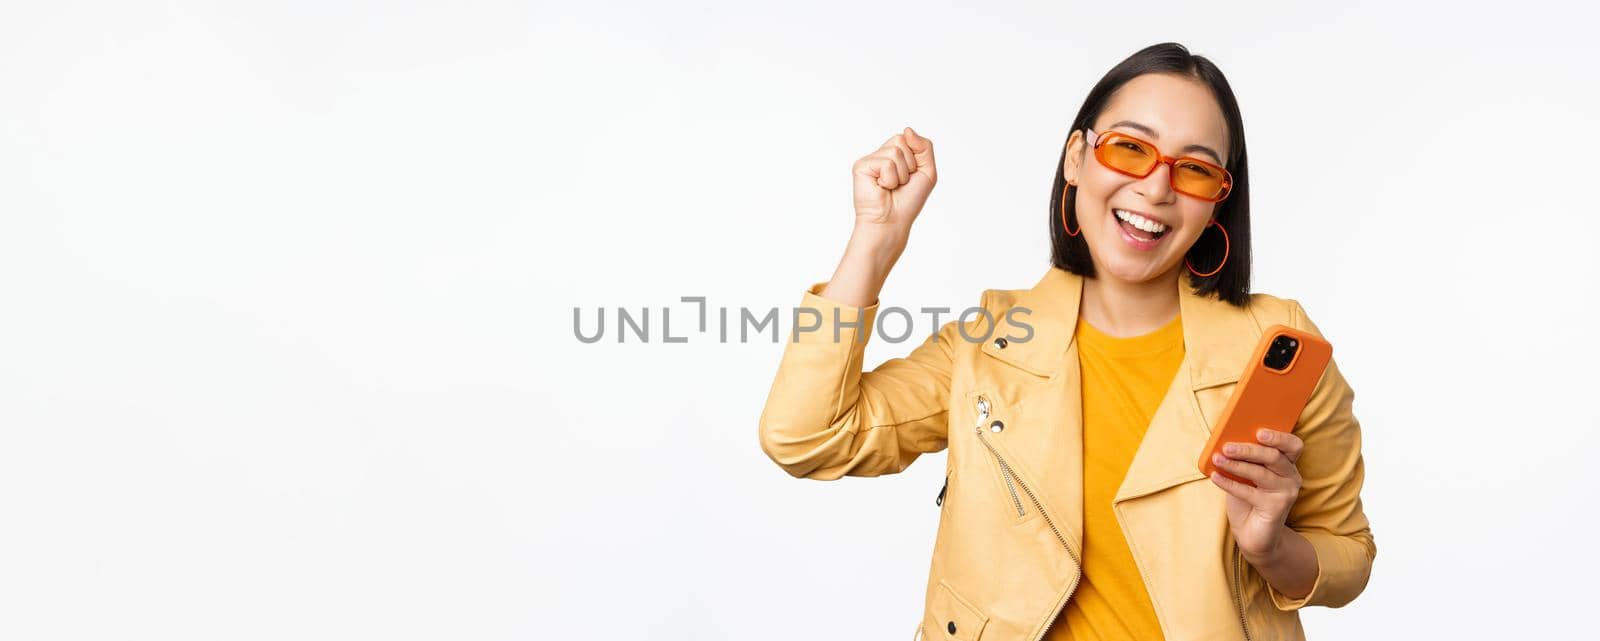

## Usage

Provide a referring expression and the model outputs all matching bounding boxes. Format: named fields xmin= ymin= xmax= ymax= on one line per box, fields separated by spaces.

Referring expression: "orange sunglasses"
xmin=1086 ymin=128 xmax=1233 ymax=202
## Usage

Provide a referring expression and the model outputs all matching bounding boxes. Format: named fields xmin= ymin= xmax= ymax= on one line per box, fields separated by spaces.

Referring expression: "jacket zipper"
xmin=975 ymin=399 xmax=1024 ymax=517
xmin=973 ymin=396 xmax=1081 ymax=641
xmin=997 ymin=461 xmax=1025 ymax=517
xmin=1230 ymin=541 xmax=1253 ymax=641
xmin=936 ymin=473 xmax=949 ymax=507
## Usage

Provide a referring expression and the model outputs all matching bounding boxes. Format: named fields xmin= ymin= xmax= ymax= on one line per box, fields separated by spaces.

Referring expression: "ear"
xmin=1063 ymin=129 xmax=1085 ymax=185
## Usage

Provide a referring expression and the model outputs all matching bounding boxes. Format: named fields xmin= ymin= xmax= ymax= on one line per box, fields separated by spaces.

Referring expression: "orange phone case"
xmin=1197 ymin=323 xmax=1332 ymax=486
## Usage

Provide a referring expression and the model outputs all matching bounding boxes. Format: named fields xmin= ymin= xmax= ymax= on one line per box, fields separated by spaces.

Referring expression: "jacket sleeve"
xmin=756 ymin=281 xmax=958 ymax=480
xmin=1268 ymin=300 xmax=1377 ymax=610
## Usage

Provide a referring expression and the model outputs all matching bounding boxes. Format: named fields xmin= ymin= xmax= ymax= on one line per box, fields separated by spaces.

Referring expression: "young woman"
xmin=758 ymin=43 xmax=1374 ymax=641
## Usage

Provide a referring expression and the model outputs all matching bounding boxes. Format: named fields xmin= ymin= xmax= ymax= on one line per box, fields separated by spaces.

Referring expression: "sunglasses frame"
xmin=1085 ymin=128 xmax=1233 ymax=203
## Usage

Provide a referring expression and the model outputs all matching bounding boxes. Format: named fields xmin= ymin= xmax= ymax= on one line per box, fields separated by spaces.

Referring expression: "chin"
xmin=1100 ymin=259 xmax=1171 ymax=285
xmin=1088 ymin=250 xmax=1164 ymax=282
xmin=1089 ymin=233 xmax=1172 ymax=285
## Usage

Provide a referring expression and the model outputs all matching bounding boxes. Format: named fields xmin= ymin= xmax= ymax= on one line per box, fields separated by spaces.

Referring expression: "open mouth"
xmin=1113 ymin=208 xmax=1168 ymax=243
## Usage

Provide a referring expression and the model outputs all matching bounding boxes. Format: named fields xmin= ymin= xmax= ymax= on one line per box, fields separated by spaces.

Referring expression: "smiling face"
xmin=1064 ymin=72 xmax=1232 ymax=284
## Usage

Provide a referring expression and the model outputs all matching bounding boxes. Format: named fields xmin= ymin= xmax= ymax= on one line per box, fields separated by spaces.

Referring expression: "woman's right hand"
xmin=822 ymin=127 xmax=937 ymax=308
xmin=851 ymin=127 xmax=937 ymax=231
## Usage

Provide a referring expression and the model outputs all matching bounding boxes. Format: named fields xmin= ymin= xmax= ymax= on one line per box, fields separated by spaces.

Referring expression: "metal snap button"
xmin=989 ymin=420 xmax=1004 ymax=433
xmin=993 ymin=337 xmax=1008 ymax=349
xmin=947 ymin=621 xmax=957 ymax=634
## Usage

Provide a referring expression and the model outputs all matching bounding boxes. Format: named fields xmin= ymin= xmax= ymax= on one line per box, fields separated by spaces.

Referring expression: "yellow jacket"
xmin=758 ymin=267 xmax=1375 ymax=641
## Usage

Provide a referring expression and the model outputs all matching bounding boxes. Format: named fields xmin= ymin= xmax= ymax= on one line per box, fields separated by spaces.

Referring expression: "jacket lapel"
xmin=1117 ymin=270 xmax=1263 ymax=503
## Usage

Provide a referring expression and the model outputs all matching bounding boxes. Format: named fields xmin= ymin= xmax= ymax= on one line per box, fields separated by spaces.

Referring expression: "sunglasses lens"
xmin=1172 ymin=160 xmax=1228 ymax=200
xmin=1098 ymin=136 xmax=1157 ymax=175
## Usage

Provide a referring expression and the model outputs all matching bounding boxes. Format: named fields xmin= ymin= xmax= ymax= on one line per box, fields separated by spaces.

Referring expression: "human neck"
xmin=1080 ymin=269 xmax=1181 ymax=338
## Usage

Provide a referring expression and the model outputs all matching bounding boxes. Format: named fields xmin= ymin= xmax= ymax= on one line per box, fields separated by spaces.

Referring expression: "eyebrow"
xmin=1104 ymin=120 xmax=1224 ymax=164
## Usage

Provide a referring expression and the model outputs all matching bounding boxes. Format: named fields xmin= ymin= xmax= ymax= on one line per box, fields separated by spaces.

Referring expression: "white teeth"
xmin=1114 ymin=209 xmax=1167 ymax=234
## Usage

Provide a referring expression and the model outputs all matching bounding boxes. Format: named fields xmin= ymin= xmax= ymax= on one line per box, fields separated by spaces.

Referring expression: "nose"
xmin=1134 ymin=162 xmax=1176 ymax=205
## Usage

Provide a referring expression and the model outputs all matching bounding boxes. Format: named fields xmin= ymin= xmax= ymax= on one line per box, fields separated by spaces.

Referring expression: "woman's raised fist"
xmin=851 ymin=127 xmax=937 ymax=229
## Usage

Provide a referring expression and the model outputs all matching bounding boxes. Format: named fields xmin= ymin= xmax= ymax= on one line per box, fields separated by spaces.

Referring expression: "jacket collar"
xmin=983 ymin=266 xmax=1260 ymax=390
xmin=983 ymin=266 xmax=1270 ymax=506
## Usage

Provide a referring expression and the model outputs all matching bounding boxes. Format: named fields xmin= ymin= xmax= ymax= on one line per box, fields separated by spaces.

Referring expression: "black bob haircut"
xmin=1049 ymin=42 xmax=1252 ymax=307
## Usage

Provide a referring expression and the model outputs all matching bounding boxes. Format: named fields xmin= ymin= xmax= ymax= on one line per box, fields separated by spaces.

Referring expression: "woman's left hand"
xmin=1210 ymin=428 xmax=1304 ymax=560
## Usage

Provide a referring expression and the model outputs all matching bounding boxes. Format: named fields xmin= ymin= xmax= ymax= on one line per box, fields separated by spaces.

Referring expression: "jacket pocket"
xmin=994 ymin=460 xmax=1026 ymax=518
xmin=927 ymin=579 xmax=989 ymax=641
xmin=969 ymin=392 xmax=1032 ymax=523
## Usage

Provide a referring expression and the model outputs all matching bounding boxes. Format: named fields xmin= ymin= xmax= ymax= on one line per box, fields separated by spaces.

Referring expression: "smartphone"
xmin=1197 ymin=324 xmax=1332 ymax=487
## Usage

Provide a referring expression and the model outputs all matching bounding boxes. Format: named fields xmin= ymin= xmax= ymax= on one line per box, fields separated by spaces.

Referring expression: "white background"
xmin=2 ymin=1 xmax=1597 ymax=639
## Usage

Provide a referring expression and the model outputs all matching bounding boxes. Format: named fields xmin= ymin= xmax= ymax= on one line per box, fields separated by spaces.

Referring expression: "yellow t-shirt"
xmin=1045 ymin=311 xmax=1184 ymax=641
